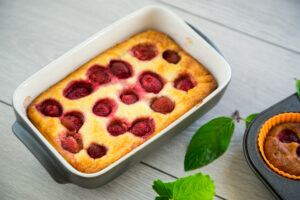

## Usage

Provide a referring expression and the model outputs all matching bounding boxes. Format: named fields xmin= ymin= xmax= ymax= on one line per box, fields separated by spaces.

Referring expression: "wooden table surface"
xmin=1 ymin=0 xmax=299 ymax=199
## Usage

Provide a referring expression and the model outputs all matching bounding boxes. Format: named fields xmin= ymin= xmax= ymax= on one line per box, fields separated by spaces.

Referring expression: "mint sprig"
xmin=153 ymin=173 xmax=215 ymax=200
xmin=152 ymin=112 xmax=259 ymax=199
xmin=184 ymin=117 xmax=235 ymax=171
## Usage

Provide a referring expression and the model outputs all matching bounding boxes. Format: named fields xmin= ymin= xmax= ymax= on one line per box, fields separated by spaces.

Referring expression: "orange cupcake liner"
xmin=257 ymin=112 xmax=300 ymax=180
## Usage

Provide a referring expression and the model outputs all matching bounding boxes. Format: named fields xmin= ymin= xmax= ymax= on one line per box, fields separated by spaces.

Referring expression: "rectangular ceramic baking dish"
xmin=12 ymin=5 xmax=231 ymax=188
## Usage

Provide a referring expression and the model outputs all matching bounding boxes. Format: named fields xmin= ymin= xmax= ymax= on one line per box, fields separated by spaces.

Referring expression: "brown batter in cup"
xmin=258 ymin=113 xmax=300 ymax=179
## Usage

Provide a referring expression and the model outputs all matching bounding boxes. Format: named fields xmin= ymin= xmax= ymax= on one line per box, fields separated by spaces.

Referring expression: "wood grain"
xmin=161 ymin=0 xmax=300 ymax=53
xmin=0 ymin=0 xmax=299 ymax=199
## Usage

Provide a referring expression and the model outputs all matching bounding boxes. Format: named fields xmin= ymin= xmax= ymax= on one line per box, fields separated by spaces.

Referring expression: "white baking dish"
xmin=12 ymin=5 xmax=231 ymax=187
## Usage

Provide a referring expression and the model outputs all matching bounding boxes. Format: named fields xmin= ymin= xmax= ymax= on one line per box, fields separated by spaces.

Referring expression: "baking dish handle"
xmin=187 ymin=23 xmax=224 ymax=58
xmin=12 ymin=121 xmax=68 ymax=184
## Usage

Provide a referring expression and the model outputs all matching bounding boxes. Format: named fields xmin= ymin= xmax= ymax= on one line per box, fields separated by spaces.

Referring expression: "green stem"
xmin=239 ymin=117 xmax=246 ymax=122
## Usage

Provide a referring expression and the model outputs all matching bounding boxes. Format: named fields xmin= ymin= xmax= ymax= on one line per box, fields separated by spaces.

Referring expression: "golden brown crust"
xmin=264 ymin=122 xmax=300 ymax=176
xmin=27 ymin=30 xmax=217 ymax=173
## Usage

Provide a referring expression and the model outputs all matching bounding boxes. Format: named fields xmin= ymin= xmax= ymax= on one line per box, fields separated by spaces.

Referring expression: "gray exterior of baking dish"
xmin=243 ymin=93 xmax=300 ymax=200
xmin=12 ymin=24 xmax=229 ymax=188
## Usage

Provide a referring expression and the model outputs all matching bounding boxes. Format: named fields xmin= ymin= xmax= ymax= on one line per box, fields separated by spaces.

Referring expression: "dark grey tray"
xmin=243 ymin=93 xmax=300 ymax=200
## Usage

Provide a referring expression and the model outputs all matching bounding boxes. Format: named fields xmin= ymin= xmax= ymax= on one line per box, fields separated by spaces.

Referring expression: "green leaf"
xmin=153 ymin=180 xmax=174 ymax=198
xmin=184 ymin=117 xmax=235 ymax=171
xmin=152 ymin=173 xmax=215 ymax=200
xmin=245 ymin=113 xmax=258 ymax=127
xmin=296 ymin=79 xmax=300 ymax=99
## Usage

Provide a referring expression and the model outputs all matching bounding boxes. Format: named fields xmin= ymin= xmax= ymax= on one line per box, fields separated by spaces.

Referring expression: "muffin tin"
xmin=243 ymin=93 xmax=300 ymax=200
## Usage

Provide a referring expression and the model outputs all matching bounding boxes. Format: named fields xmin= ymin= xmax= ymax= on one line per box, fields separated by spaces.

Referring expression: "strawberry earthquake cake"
xmin=27 ymin=30 xmax=217 ymax=173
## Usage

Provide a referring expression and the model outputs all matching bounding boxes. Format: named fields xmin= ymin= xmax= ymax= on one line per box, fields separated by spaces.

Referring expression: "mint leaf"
xmin=153 ymin=173 xmax=215 ymax=200
xmin=172 ymin=173 xmax=215 ymax=200
xmin=153 ymin=180 xmax=174 ymax=198
xmin=245 ymin=113 xmax=258 ymax=127
xmin=297 ymin=79 xmax=300 ymax=99
xmin=184 ymin=117 xmax=235 ymax=171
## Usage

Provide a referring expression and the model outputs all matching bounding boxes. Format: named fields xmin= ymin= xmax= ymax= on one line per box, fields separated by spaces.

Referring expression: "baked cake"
xmin=264 ymin=122 xmax=300 ymax=176
xmin=27 ymin=30 xmax=217 ymax=173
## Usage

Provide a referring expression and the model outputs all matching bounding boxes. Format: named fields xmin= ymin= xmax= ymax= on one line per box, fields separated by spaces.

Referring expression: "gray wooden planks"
xmin=160 ymin=0 xmax=300 ymax=53
xmin=0 ymin=0 xmax=300 ymax=199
